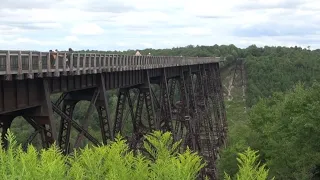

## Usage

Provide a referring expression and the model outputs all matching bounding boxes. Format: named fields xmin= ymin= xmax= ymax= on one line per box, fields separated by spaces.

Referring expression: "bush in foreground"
xmin=0 ymin=131 xmax=205 ymax=180
xmin=224 ymin=147 xmax=274 ymax=180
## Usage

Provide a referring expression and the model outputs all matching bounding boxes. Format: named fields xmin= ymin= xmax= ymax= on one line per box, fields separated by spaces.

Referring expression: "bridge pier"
xmin=113 ymin=70 xmax=157 ymax=150
xmin=54 ymin=74 xmax=114 ymax=154
xmin=0 ymin=79 xmax=58 ymax=150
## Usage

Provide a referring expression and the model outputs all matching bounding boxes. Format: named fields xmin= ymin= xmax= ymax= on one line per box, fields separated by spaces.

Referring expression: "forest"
xmin=6 ymin=44 xmax=320 ymax=179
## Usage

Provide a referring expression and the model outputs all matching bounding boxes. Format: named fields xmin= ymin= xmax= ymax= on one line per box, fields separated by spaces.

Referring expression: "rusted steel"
xmin=159 ymin=69 xmax=173 ymax=132
xmin=52 ymin=102 xmax=100 ymax=146
xmin=73 ymin=87 xmax=100 ymax=148
xmin=113 ymin=88 xmax=127 ymax=135
xmin=0 ymin=50 xmax=227 ymax=179
xmin=97 ymin=73 xmax=113 ymax=142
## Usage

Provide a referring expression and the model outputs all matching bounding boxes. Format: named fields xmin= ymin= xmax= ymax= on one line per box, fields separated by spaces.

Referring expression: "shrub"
xmin=224 ymin=147 xmax=274 ymax=180
xmin=0 ymin=130 xmax=205 ymax=180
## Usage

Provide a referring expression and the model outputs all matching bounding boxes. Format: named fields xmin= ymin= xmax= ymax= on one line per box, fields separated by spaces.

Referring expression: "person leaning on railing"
xmin=49 ymin=48 xmax=73 ymax=69
xmin=49 ymin=49 xmax=57 ymax=68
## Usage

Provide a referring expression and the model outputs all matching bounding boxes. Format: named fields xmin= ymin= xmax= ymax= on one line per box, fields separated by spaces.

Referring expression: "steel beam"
xmin=74 ymin=88 xmax=100 ymax=148
xmin=97 ymin=74 xmax=113 ymax=143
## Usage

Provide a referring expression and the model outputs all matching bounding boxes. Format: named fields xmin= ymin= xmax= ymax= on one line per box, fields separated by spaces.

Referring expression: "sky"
xmin=0 ymin=0 xmax=320 ymax=51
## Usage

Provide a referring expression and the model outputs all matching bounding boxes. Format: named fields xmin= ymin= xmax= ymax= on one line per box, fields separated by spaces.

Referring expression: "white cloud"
xmin=182 ymin=27 xmax=213 ymax=36
xmin=65 ymin=35 xmax=79 ymax=42
xmin=70 ymin=23 xmax=104 ymax=35
xmin=0 ymin=0 xmax=319 ymax=51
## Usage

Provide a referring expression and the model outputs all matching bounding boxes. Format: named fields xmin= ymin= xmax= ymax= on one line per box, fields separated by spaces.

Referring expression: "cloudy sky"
xmin=0 ymin=0 xmax=319 ymax=51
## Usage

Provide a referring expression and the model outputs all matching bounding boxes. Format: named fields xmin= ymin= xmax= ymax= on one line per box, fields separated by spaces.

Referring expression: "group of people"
xmin=49 ymin=49 xmax=152 ymax=68
xmin=49 ymin=48 xmax=73 ymax=68
xmin=135 ymin=50 xmax=151 ymax=56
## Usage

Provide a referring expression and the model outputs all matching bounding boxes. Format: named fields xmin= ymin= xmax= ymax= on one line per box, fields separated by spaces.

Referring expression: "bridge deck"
xmin=0 ymin=51 xmax=221 ymax=80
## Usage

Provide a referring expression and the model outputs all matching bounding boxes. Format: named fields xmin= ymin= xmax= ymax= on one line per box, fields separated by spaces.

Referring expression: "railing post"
xmin=70 ymin=53 xmax=74 ymax=75
xmin=5 ymin=51 xmax=11 ymax=80
xmin=46 ymin=52 xmax=51 ymax=76
xmin=115 ymin=55 xmax=119 ymax=71
xmin=107 ymin=55 xmax=111 ymax=72
xmin=142 ymin=56 xmax=146 ymax=69
xmin=93 ymin=54 xmax=97 ymax=74
xmin=88 ymin=54 xmax=92 ymax=74
xmin=98 ymin=54 xmax=102 ymax=73
xmin=76 ymin=53 xmax=80 ymax=75
xmin=54 ymin=52 xmax=59 ymax=77
xmin=62 ymin=53 xmax=67 ymax=76
xmin=82 ymin=54 xmax=86 ymax=74
xmin=102 ymin=54 xmax=106 ymax=72
xmin=28 ymin=51 xmax=33 ymax=79
xmin=124 ymin=55 xmax=128 ymax=71
xmin=38 ymin=52 xmax=43 ymax=77
xmin=17 ymin=51 xmax=22 ymax=79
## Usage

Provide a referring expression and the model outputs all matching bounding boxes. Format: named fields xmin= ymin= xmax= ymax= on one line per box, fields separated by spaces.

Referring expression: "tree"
xmin=248 ymin=83 xmax=320 ymax=179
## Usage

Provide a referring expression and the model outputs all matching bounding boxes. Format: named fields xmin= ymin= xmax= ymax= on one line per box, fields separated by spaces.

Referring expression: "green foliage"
xmin=245 ymin=46 xmax=320 ymax=107
xmin=247 ymin=83 xmax=320 ymax=179
xmin=217 ymin=68 xmax=250 ymax=177
xmin=0 ymin=130 xmax=67 ymax=179
xmin=0 ymin=130 xmax=205 ymax=180
xmin=143 ymin=131 xmax=205 ymax=179
xmin=224 ymin=147 xmax=274 ymax=180
xmin=218 ymin=45 xmax=320 ymax=180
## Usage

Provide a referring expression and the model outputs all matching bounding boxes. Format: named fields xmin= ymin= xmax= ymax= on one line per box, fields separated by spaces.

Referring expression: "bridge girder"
xmin=0 ymin=64 xmax=227 ymax=179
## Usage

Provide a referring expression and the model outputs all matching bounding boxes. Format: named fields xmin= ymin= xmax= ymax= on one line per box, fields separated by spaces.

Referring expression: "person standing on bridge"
xmin=135 ymin=50 xmax=142 ymax=56
xmin=49 ymin=49 xmax=58 ymax=68
xmin=66 ymin=48 xmax=73 ymax=68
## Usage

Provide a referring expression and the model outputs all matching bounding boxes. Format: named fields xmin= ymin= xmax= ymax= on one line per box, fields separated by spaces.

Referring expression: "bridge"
xmin=0 ymin=50 xmax=227 ymax=179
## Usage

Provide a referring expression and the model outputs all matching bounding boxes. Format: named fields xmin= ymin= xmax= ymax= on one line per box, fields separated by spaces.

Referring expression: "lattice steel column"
xmin=52 ymin=102 xmax=100 ymax=148
xmin=213 ymin=63 xmax=227 ymax=145
xmin=208 ymin=64 xmax=224 ymax=147
xmin=170 ymin=73 xmax=192 ymax=150
xmin=37 ymin=79 xmax=57 ymax=148
xmin=113 ymin=88 xmax=128 ymax=136
xmin=186 ymin=67 xmax=201 ymax=151
xmin=198 ymin=65 xmax=219 ymax=179
xmin=74 ymin=88 xmax=100 ymax=149
xmin=23 ymin=116 xmax=46 ymax=150
xmin=158 ymin=69 xmax=173 ymax=132
xmin=97 ymin=74 xmax=113 ymax=143
xmin=58 ymin=100 xmax=77 ymax=154
xmin=168 ymin=78 xmax=177 ymax=108
xmin=130 ymin=70 xmax=157 ymax=149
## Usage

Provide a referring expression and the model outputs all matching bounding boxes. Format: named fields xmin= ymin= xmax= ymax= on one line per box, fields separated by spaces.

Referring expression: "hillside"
xmin=217 ymin=46 xmax=320 ymax=179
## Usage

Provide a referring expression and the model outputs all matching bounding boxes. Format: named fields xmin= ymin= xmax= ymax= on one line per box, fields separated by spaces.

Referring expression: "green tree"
xmin=248 ymin=83 xmax=320 ymax=179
